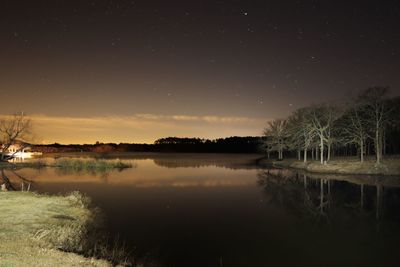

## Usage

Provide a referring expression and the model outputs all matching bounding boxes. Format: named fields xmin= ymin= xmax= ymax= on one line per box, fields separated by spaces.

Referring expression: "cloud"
xmin=3 ymin=113 xmax=270 ymax=144
xmin=134 ymin=113 xmax=262 ymax=124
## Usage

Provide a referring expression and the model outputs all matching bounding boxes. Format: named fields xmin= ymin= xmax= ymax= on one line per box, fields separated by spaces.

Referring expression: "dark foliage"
xmin=32 ymin=136 xmax=266 ymax=154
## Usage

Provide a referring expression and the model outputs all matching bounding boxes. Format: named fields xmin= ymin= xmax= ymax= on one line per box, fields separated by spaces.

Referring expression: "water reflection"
xmin=1 ymin=168 xmax=33 ymax=191
xmin=0 ymin=157 xmax=128 ymax=191
xmin=257 ymin=167 xmax=400 ymax=227
xmin=257 ymin=169 xmax=329 ymax=224
xmin=152 ymin=154 xmax=264 ymax=169
xmin=3 ymin=156 xmax=259 ymax=188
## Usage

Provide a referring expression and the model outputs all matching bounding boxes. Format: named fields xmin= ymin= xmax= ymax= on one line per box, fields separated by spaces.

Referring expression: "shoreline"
xmin=258 ymin=157 xmax=400 ymax=176
xmin=2 ymin=152 xmax=400 ymax=176
xmin=0 ymin=191 xmax=113 ymax=266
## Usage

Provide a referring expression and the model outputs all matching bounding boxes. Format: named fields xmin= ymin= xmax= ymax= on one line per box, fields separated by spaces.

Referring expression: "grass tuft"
xmin=0 ymin=191 xmax=132 ymax=266
xmin=53 ymin=159 xmax=132 ymax=172
xmin=0 ymin=158 xmax=133 ymax=174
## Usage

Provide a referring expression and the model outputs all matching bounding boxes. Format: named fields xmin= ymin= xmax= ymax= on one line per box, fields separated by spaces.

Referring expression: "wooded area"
xmin=263 ymin=87 xmax=400 ymax=164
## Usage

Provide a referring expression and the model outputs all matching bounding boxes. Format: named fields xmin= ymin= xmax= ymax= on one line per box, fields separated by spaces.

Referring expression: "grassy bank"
xmin=0 ymin=158 xmax=132 ymax=171
xmin=51 ymin=159 xmax=132 ymax=172
xmin=265 ymin=157 xmax=400 ymax=176
xmin=0 ymin=191 xmax=111 ymax=267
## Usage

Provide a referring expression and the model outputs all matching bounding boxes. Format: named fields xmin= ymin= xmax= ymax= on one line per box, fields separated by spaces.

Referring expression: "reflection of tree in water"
xmin=257 ymin=168 xmax=398 ymax=227
xmin=1 ymin=168 xmax=34 ymax=191
xmin=54 ymin=166 xmax=115 ymax=178
xmin=257 ymin=168 xmax=330 ymax=224
xmin=0 ymin=164 xmax=125 ymax=191
xmin=54 ymin=166 xmax=122 ymax=184
xmin=153 ymin=156 xmax=266 ymax=170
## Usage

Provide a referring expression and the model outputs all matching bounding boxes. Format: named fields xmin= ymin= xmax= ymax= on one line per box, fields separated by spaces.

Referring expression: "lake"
xmin=5 ymin=153 xmax=400 ymax=267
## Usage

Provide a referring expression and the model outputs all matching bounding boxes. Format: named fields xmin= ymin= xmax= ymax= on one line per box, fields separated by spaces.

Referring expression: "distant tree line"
xmin=32 ymin=136 xmax=266 ymax=154
xmin=263 ymin=87 xmax=400 ymax=164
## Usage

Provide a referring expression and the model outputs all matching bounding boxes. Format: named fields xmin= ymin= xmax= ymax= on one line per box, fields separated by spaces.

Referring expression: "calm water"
xmin=5 ymin=153 xmax=400 ymax=267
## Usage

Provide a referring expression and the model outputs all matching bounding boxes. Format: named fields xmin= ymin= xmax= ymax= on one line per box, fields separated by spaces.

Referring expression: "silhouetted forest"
xmin=32 ymin=136 xmax=266 ymax=154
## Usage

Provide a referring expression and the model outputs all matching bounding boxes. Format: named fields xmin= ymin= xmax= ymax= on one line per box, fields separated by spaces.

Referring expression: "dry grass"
xmin=52 ymin=159 xmax=132 ymax=171
xmin=0 ymin=191 xmax=111 ymax=267
xmin=1 ymin=158 xmax=133 ymax=173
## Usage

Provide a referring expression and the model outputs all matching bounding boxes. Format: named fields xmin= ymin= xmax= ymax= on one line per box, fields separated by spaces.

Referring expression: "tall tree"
xmin=309 ymin=104 xmax=339 ymax=164
xmin=358 ymin=87 xmax=392 ymax=164
xmin=385 ymin=96 xmax=400 ymax=154
xmin=263 ymin=119 xmax=288 ymax=160
xmin=287 ymin=108 xmax=315 ymax=163
xmin=285 ymin=114 xmax=302 ymax=160
xmin=339 ymin=102 xmax=369 ymax=162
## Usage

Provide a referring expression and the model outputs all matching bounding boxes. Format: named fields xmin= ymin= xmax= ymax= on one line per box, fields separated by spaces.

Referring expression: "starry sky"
xmin=1 ymin=0 xmax=399 ymax=144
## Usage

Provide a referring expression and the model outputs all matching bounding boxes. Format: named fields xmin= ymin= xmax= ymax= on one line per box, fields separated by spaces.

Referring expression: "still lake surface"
xmin=7 ymin=153 xmax=400 ymax=266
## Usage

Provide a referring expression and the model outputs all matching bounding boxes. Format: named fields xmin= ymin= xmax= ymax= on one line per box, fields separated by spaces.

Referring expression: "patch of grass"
xmin=4 ymin=158 xmax=133 ymax=174
xmin=0 ymin=191 xmax=130 ymax=266
xmin=51 ymin=159 xmax=133 ymax=177
xmin=53 ymin=159 xmax=131 ymax=171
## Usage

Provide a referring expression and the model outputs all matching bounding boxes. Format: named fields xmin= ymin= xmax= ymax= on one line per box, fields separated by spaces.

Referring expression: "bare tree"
xmin=285 ymin=115 xmax=302 ymax=160
xmin=358 ymin=87 xmax=392 ymax=164
xmin=340 ymin=102 xmax=369 ymax=162
xmin=0 ymin=113 xmax=32 ymax=161
xmin=263 ymin=119 xmax=288 ymax=160
xmin=309 ymin=104 xmax=339 ymax=164
xmin=287 ymin=108 xmax=315 ymax=163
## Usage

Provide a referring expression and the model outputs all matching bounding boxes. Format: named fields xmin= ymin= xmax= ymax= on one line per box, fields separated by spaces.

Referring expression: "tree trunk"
xmin=383 ymin=129 xmax=386 ymax=155
xmin=297 ymin=149 xmax=301 ymax=161
xmin=320 ymin=136 xmax=324 ymax=164
xmin=303 ymin=148 xmax=307 ymax=163
xmin=360 ymin=138 xmax=364 ymax=163
xmin=375 ymin=128 xmax=381 ymax=164
xmin=327 ymin=144 xmax=331 ymax=162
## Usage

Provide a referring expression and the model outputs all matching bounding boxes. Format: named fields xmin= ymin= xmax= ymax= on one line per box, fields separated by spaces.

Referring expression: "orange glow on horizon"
xmin=25 ymin=114 xmax=270 ymax=144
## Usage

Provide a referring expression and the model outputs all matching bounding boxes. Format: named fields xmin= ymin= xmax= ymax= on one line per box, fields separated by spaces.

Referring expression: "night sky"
xmin=1 ymin=1 xmax=399 ymax=143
